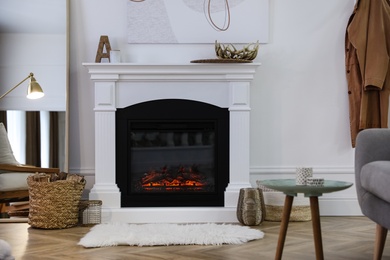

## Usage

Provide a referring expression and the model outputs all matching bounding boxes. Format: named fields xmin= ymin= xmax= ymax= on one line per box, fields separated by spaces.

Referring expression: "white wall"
xmin=69 ymin=0 xmax=360 ymax=215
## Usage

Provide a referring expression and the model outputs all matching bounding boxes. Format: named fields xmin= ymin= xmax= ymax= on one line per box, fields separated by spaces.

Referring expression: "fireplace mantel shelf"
xmin=83 ymin=62 xmax=261 ymax=82
xmin=84 ymin=62 xmax=261 ymax=223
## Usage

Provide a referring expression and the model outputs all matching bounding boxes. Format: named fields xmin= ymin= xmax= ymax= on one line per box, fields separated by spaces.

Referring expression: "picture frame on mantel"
xmin=127 ymin=0 xmax=269 ymax=44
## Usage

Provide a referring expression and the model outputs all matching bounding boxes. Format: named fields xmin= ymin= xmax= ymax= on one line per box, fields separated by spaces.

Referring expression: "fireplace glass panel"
xmin=129 ymin=121 xmax=216 ymax=193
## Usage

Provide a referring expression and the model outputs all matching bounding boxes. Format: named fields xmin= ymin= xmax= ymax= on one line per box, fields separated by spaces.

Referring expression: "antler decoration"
xmin=215 ymin=40 xmax=259 ymax=60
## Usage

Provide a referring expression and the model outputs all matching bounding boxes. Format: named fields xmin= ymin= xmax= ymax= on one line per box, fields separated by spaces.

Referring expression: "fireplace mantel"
xmin=83 ymin=62 xmax=260 ymax=223
xmin=84 ymin=63 xmax=259 ymax=81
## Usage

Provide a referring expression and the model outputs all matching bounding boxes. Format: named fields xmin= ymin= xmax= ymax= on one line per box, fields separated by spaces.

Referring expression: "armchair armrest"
xmin=355 ymin=129 xmax=390 ymax=177
xmin=0 ymin=164 xmax=60 ymax=174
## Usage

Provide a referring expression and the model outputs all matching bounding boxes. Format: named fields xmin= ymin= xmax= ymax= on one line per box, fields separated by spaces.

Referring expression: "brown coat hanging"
xmin=345 ymin=0 xmax=390 ymax=147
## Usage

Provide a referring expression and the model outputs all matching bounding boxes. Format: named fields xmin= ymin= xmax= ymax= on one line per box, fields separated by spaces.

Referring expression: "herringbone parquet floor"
xmin=0 ymin=217 xmax=389 ymax=260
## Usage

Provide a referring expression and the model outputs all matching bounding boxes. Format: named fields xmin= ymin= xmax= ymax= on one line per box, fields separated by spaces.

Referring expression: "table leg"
xmin=275 ymin=195 xmax=294 ymax=260
xmin=310 ymin=196 xmax=324 ymax=260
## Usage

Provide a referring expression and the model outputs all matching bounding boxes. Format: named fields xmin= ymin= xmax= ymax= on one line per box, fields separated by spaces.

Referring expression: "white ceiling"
xmin=0 ymin=0 xmax=66 ymax=34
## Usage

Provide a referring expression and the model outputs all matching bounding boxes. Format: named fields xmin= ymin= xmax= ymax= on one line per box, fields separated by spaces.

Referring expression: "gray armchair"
xmin=355 ymin=129 xmax=390 ymax=259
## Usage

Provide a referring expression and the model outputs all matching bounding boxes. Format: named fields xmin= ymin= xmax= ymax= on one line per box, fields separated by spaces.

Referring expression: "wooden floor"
xmin=0 ymin=217 xmax=389 ymax=260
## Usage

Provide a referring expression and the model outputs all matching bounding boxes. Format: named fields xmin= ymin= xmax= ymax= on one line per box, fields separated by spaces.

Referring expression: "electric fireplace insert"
xmin=116 ymin=99 xmax=229 ymax=207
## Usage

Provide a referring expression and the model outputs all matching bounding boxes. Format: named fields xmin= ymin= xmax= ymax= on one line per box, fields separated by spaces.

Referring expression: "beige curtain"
xmin=26 ymin=111 xmax=41 ymax=167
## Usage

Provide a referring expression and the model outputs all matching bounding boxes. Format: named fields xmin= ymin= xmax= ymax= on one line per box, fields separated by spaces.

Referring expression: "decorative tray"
xmin=190 ymin=59 xmax=252 ymax=63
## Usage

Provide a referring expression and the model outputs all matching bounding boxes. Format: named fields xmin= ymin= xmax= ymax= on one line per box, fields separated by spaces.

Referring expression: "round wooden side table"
xmin=259 ymin=179 xmax=353 ymax=260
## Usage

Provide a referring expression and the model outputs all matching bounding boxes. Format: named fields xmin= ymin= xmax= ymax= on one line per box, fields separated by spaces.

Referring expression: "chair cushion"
xmin=361 ymin=161 xmax=390 ymax=203
xmin=0 ymin=172 xmax=32 ymax=191
xmin=0 ymin=123 xmax=20 ymax=165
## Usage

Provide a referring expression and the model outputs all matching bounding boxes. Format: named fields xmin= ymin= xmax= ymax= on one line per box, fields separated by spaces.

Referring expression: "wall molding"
xmin=71 ymin=165 xmax=362 ymax=216
xmin=69 ymin=167 xmax=95 ymax=175
xmin=250 ymin=165 xmax=354 ymax=175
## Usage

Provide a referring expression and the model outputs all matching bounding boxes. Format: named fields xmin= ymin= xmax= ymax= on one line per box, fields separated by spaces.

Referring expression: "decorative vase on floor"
xmin=236 ymin=188 xmax=265 ymax=226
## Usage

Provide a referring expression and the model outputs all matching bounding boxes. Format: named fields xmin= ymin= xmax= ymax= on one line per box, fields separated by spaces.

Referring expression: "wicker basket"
xmin=27 ymin=175 xmax=86 ymax=229
xmin=236 ymin=188 xmax=265 ymax=226
xmin=257 ymin=181 xmax=311 ymax=222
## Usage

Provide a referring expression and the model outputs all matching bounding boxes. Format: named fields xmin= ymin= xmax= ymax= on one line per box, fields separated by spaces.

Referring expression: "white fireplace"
xmin=83 ymin=63 xmax=260 ymax=223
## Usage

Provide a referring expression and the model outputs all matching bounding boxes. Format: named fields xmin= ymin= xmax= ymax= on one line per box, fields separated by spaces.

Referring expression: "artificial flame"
xmin=139 ymin=165 xmax=208 ymax=191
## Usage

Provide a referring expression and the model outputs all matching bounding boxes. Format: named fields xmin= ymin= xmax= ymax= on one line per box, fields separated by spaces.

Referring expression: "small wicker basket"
xmin=27 ymin=174 xmax=86 ymax=229
xmin=257 ymin=180 xmax=311 ymax=222
xmin=79 ymin=200 xmax=102 ymax=226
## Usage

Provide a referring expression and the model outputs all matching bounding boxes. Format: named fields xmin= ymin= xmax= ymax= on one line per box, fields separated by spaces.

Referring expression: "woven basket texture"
xmin=79 ymin=200 xmax=102 ymax=226
xmin=236 ymin=188 xmax=265 ymax=226
xmin=257 ymin=181 xmax=311 ymax=222
xmin=265 ymin=205 xmax=311 ymax=222
xmin=27 ymin=176 xmax=86 ymax=229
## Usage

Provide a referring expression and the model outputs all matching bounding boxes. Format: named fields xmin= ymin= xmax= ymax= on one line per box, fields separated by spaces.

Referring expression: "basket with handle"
xmin=257 ymin=180 xmax=311 ymax=222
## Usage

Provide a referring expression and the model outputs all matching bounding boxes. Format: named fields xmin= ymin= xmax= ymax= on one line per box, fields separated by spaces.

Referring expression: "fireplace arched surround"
xmin=83 ymin=63 xmax=260 ymax=223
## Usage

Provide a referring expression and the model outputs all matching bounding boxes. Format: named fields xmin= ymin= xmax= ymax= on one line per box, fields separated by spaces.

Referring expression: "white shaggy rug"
xmin=78 ymin=223 xmax=264 ymax=248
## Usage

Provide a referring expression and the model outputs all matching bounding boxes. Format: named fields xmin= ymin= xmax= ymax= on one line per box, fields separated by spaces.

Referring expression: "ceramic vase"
xmin=236 ymin=188 xmax=265 ymax=226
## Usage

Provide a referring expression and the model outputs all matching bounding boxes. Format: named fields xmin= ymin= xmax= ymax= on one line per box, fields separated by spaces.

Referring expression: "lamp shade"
xmin=27 ymin=75 xmax=44 ymax=99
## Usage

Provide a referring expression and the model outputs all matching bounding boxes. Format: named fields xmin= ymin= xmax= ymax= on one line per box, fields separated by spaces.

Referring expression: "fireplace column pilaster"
xmin=224 ymin=81 xmax=252 ymax=207
xmin=89 ymin=81 xmax=121 ymax=208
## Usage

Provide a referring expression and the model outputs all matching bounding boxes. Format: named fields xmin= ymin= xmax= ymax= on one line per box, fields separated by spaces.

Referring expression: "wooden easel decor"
xmin=95 ymin=35 xmax=112 ymax=63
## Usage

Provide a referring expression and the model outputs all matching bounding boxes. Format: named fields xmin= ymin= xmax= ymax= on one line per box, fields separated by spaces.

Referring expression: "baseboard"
xmin=319 ymin=197 xmax=362 ymax=216
xmin=70 ymin=165 xmax=362 ymax=216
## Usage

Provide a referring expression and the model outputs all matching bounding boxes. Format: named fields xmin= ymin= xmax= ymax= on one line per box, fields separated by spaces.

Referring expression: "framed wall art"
xmin=127 ymin=0 xmax=269 ymax=44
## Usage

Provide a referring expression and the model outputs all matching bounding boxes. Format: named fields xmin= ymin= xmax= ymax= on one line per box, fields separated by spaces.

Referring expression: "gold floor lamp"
xmin=0 ymin=72 xmax=44 ymax=100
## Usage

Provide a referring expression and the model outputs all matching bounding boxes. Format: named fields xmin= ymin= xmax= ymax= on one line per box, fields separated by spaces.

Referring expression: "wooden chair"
xmin=0 ymin=122 xmax=61 ymax=215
